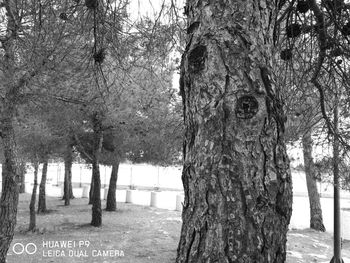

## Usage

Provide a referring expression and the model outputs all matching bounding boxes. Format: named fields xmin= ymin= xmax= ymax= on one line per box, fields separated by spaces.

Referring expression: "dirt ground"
xmin=6 ymin=194 xmax=350 ymax=263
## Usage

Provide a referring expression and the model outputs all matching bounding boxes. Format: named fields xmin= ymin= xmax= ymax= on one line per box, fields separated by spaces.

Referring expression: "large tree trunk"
xmin=28 ymin=162 xmax=39 ymax=231
xmin=38 ymin=157 xmax=48 ymax=214
xmin=302 ymin=130 xmax=325 ymax=232
xmin=106 ymin=160 xmax=120 ymax=211
xmin=176 ymin=1 xmax=293 ymax=262
xmin=18 ymin=161 xmax=26 ymax=194
xmin=91 ymin=113 xmax=103 ymax=227
xmin=63 ymin=143 xmax=74 ymax=205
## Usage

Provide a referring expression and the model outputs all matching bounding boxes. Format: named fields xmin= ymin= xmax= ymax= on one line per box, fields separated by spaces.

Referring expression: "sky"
xmin=128 ymin=0 xmax=184 ymax=21
xmin=128 ymin=0 xmax=164 ymax=20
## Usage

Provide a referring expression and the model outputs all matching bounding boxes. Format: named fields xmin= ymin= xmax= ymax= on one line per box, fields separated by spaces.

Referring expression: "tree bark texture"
xmin=0 ymin=119 xmax=20 ymax=263
xmin=63 ymin=143 xmax=74 ymax=205
xmin=176 ymin=1 xmax=293 ymax=262
xmin=302 ymin=130 xmax=325 ymax=232
xmin=106 ymin=160 xmax=120 ymax=211
xmin=38 ymin=158 xmax=48 ymax=214
xmin=0 ymin=9 xmax=21 ymax=261
xmin=91 ymin=114 xmax=103 ymax=227
xmin=28 ymin=162 xmax=39 ymax=231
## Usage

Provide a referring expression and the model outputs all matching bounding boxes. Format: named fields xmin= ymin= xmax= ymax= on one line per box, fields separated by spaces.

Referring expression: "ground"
xmin=6 ymin=194 xmax=350 ymax=263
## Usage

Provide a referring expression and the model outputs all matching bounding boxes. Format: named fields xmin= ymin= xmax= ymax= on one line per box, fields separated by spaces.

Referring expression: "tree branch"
xmin=73 ymin=134 xmax=93 ymax=163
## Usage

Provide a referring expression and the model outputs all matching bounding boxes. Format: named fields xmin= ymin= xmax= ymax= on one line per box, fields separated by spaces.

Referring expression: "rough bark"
xmin=90 ymin=113 xmax=103 ymax=227
xmin=28 ymin=162 xmax=39 ymax=231
xmin=106 ymin=160 xmax=120 ymax=211
xmin=63 ymin=143 xmax=74 ymax=205
xmin=0 ymin=120 xmax=20 ymax=263
xmin=38 ymin=157 xmax=48 ymax=214
xmin=176 ymin=1 xmax=293 ymax=262
xmin=0 ymin=6 xmax=21 ymax=261
xmin=302 ymin=130 xmax=326 ymax=232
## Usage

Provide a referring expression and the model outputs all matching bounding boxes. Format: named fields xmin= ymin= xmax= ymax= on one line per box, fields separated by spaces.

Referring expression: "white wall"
xmin=2 ymin=162 xmax=350 ymax=237
xmin=21 ymin=163 xmax=184 ymax=190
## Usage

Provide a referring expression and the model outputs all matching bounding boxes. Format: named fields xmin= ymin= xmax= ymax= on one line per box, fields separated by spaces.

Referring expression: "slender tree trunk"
xmin=0 ymin=13 xmax=21 ymax=258
xmin=176 ymin=1 xmax=292 ymax=262
xmin=18 ymin=162 xmax=26 ymax=194
xmin=69 ymin=166 xmax=74 ymax=199
xmin=106 ymin=160 xmax=119 ymax=211
xmin=63 ymin=143 xmax=74 ymax=205
xmin=38 ymin=157 xmax=48 ymax=214
xmin=91 ymin=113 xmax=103 ymax=227
xmin=302 ymin=130 xmax=325 ymax=231
xmin=89 ymin=172 xmax=94 ymax=205
xmin=28 ymin=162 xmax=39 ymax=231
xmin=0 ymin=120 xmax=20 ymax=263
xmin=1 ymin=161 xmax=5 ymax=194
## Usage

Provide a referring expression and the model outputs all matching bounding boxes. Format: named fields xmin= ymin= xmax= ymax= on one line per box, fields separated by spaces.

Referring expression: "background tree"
xmin=17 ymin=106 xmax=61 ymax=228
xmin=277 ymin=66 xmax=326 ymax=231
xmin=0 ymin=0 xmax=95 ymax=258
xmin=271 ymin=0 xmax=350 ymax=260
xmin=28 ymin=160 xmax=39 ymax=232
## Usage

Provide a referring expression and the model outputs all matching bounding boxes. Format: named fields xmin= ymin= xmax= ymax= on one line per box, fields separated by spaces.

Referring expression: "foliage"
xmin=314 ymin=155 xmax=350 ymax=191
xmin=276 ymin=0 xmax=350 ymax=149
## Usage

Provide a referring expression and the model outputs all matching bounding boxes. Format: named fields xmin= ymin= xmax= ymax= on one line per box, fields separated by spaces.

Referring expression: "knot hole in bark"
xmin=187 ymin=22 xmax=200 ymax=34
xmin=236 ymin=95 xmax=259 ymax=119
xmin=188 ymin=45 xmax=207 ymax=73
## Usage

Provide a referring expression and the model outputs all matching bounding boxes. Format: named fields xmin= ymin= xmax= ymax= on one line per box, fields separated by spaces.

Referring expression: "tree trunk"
xmin=89 ymin=172 xmax=94 ymax=205
xmin=63 ymin=143 xmax=74 ymax=205
xmin=90 ymin=113 xmax=103 ymax=227
xmin=69 ymin=167 xmax=74 ymax=199
xmin=302 ymin=130 xmax=326 ymax=232
xmin=106 ymin=160 xmax=120 ymax=211
xmin=0 ymin=118 xmax=20 ymax=263
xmin=176 ymin=1 xmax=293 ymax=262
xmin=0 ymin=23 xmax=21 ymax=259
xmin=18 ymin=162 xmax=26 ymax=194
xmin=0 ymin=3 xmax=42 ymax=261
xmin=1 ymin=161 xmax=5 ymax=194
xmin=28 ymin=162 xmax=39 ymax=231
xmin=38 ymin=157 xmax=48 ymax=214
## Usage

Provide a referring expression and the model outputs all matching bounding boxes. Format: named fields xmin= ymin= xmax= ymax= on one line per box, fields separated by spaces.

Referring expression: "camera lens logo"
xmin=12 ymin=243 xmax=37 ymax=255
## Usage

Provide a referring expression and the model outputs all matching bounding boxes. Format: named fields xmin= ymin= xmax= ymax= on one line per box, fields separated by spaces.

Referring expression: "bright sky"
xmin=128 ymin=0 xmax=184 ymax=21
xmin=128 ymin=0 xmax=163 ymax=19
